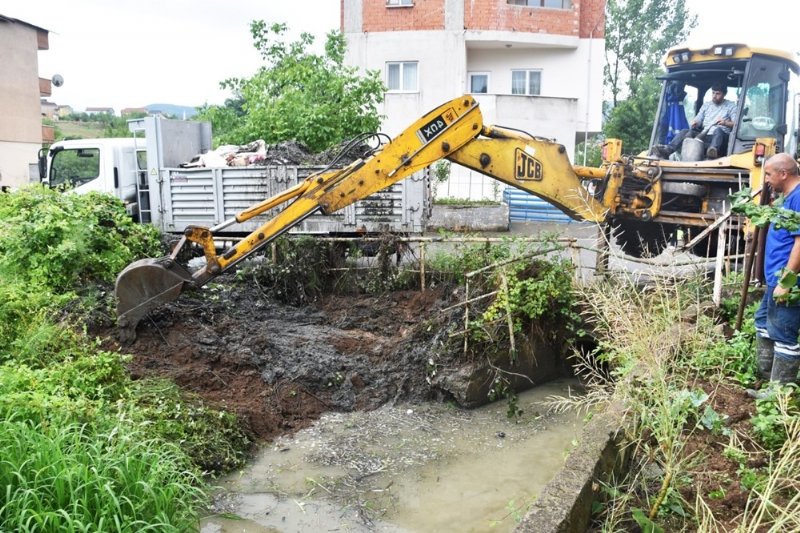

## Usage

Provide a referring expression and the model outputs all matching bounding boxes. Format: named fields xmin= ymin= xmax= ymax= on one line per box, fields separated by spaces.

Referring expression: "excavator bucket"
xmin=115 ymin=257 xmax=194 ymax=343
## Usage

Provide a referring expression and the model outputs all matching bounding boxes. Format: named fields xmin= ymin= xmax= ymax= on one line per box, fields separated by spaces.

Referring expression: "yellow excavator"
xmin=115 ymin=43 xmax=799 ymax=341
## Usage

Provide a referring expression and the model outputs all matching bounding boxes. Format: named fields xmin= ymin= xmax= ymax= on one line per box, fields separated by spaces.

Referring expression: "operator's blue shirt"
xmin=765 ymin=185 xmax=800 ymax=286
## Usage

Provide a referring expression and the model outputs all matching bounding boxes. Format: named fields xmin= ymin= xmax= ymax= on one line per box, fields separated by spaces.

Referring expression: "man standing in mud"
xmin=754 ymin=152 xmax=800 ymax=384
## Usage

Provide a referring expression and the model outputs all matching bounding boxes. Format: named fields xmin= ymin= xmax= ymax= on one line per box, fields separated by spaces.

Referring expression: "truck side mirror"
xmin=37 ymin=148 xmax=47 ymax=182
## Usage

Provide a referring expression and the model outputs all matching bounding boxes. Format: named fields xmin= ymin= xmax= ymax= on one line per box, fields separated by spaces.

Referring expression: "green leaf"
xmin=631 ymin=507 xmax=665 ymax=533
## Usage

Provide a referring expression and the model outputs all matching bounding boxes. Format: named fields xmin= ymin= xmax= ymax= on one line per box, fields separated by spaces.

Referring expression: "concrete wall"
xmin=465 ymin=44 xmax=602 ymax=136
xmin=0 ymin=19 xmax=46 ymax=187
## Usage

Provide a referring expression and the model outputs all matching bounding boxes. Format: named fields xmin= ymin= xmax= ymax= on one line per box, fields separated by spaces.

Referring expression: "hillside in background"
xmin=145 ymin=103 xmax=198 ymax=118
xmin=56 ymin=121 xmax=107 ymax=139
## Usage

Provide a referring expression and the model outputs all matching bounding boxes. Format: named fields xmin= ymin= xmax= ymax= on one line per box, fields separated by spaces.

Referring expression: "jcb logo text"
xmin=515 ymin=149 xmax=543 ymax=181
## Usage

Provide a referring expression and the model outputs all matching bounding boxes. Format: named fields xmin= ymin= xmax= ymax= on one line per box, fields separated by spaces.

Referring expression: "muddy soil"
xmin=678 ymin=379 xmax=761 ymax=530
xmin=97 ymin=275 xmax=460 ymax=441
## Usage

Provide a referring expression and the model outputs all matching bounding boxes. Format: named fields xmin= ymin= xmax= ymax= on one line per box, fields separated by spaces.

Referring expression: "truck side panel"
xmin=153 ymin=166 xmax=429 ymax=235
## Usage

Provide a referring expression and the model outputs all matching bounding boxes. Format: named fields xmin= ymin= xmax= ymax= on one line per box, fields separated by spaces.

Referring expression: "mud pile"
xmin=98 ymin=275 xmax=458 ymax=440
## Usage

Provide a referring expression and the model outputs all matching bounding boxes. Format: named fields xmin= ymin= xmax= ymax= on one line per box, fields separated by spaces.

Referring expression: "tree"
xmin=603 ymin=0 xmax=696 ymax=153
xmin=604 ymin=0 xmax=697 ymax=105
xmin=603 ymin=77 xmax=660 ymax=154
xmin=197 ymin=22 xmax=385 ymax=153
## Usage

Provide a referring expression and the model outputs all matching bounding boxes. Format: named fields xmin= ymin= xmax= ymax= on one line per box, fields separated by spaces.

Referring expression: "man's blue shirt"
xmin=765 ymin=185 xmax=800 ymax=286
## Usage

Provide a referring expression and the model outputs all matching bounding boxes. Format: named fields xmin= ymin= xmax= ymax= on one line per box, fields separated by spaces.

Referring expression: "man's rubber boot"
xmin=770 ymin=356 xmax=800 ymax=384
xmin=756 ymin=336 xmax=775 ymax=380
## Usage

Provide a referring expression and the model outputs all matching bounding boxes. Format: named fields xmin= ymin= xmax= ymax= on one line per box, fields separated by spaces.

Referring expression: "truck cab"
xmin=41 ymin=137 xmax=146 ymax=214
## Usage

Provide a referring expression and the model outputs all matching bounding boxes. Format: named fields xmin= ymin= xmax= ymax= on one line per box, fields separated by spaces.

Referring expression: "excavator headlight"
xmin=713 ymin=46 xmax=735 ymax=57
xmin=754 ymin=142 xmax=766 ymax=166
xmin=672 ymin=51 xmax=691 ymax=64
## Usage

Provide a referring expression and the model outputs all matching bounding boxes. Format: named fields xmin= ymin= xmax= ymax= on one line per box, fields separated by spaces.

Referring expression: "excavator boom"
xmin=116 ymin=96 xmax=486 ymax=340
xmin=113 ymin=94 xmax=702 ymax=341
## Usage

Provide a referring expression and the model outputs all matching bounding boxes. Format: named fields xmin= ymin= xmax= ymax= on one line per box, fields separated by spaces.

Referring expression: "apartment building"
xmin=342 ymin=0 xmax=605 ymax=199
xmin=0 ymin=15 xmax=52 ymax=188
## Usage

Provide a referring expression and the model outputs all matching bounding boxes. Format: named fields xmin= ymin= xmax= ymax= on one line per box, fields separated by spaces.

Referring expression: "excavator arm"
xmin=115 ymin=95 xmax=632 ymax=340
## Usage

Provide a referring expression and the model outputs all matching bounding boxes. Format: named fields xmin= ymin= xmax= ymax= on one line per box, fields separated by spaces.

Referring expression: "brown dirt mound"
xmin=678 ymin=379 xmax=760 ymax=530
xmin=97 ymin=279 xmax=455 ymax=441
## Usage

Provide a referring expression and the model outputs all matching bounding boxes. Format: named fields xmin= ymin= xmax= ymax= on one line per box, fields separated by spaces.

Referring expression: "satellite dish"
xmin=52 ymin=74 xmax=64 ymax=88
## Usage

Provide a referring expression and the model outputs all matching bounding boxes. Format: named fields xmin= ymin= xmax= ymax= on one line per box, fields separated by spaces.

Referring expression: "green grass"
xmin=0 ymin=417 xmax=206 ymax=532
xmin=433 ymin=197 xmax=501 ymax=206
xmin=54 ymin=121 xmax=108 ymax=140
xmin=0 ymin=186 xmax=252 ymax=530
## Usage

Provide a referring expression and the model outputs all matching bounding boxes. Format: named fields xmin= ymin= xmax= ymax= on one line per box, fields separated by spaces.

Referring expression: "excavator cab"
xmin=605 ymin=44 xmax=800 ymax=259
xmin=650 ymin=44 xmax=797 ymax=160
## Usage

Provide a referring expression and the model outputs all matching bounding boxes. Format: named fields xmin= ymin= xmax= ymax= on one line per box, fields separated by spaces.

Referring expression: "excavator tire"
xmin=612 ymin=219 xmax=674 ymax=259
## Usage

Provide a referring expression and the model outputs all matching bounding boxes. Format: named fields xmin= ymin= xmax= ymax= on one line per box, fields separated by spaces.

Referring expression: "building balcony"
xmin=42 ymin=124 xmax=55 ymax=144
xmin=39 ymin=77 xmax=52 ymax=97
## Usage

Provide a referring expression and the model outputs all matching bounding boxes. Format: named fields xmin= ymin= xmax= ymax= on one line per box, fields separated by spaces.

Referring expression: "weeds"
xmin=0 ymin=186 xmax=250 ymax=529
xmin=560 ymin=267 xmax=800 ymax=531
xmin=740 ymin=397 xmax=800 ymax=531
xmin=0 ymin=416 xmax=206 ymax=532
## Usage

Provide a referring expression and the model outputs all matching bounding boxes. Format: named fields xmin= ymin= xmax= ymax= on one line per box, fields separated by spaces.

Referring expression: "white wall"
xmin=344 ymin=26 xmax=603 ymax=200
xmin=0 ymin=142 xmax=42 ymax=188
xmin=0 ymin=21 xmax=45 ymax=188
xmin=466 ymin=40 xmax=603 ymax=135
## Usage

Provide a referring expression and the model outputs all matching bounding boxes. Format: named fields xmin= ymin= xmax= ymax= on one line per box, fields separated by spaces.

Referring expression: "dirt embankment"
xmin=97 ymin=278 xmax=459 ymax=441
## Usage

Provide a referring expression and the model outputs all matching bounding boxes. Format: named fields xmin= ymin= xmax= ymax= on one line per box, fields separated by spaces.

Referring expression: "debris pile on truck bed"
xmin=179 ymin=138 xmax=378 ymax=169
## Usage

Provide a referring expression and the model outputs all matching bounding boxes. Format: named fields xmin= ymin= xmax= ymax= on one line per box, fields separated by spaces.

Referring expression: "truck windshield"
xmin=50 ymin=148 xmax=101 ymax=188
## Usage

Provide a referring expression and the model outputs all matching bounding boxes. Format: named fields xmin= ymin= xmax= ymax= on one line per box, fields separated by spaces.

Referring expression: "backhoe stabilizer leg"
xmin=115 ymin=257 xmax=195 ymax=343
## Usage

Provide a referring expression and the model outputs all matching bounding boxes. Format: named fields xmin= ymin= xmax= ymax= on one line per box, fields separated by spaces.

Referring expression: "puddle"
xmin=202 ymin=379 xmax=582 ymax=532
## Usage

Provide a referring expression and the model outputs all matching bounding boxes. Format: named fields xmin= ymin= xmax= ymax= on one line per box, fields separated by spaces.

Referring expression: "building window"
xmin=507 ymin=0 xmax=572 ymax=8
xmin=468 ymin=73 xmax=489 ymax=94
xmin=511 ymin=70 xmax=541 ymax=96
xmin=387 ymin=61 xmax=418 ymax=92
xmin=386 ymin=0 xmax=413 ymax=6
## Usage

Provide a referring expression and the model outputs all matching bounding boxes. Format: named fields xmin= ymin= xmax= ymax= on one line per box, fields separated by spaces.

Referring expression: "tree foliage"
xmin=604 ymin=0 xmax=697 ymax=105
xmin=604 ymin=77 xmax=661 ymax=155
xmin=603 ymin=0 xmax=696 ymax=153
xmin=197 ymin=22 xmax=385 ymax=152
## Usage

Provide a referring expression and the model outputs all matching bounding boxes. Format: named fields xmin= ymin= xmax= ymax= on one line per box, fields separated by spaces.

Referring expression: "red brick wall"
xmin=465 ymin=0 xmax=578 ymax=35
xmin=362 ymin=0 xmax=446 ymax=32
xmin=579 ymin=0 xmax=605 ymax=38
xmin=356 ymin=1 xmax=605 ymax=37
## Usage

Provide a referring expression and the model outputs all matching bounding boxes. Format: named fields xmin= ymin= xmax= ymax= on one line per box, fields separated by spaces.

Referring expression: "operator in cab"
xmin=651 ymin=83 xmax=737 ymax=160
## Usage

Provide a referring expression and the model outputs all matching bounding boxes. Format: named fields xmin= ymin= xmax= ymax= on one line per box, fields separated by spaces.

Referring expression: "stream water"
xmin=201 ymin=378 xmax=583 ymax=533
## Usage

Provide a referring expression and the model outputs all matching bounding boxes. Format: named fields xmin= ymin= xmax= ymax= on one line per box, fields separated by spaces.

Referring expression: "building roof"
xmin=0 ymin=14 xmax=49 ymax=33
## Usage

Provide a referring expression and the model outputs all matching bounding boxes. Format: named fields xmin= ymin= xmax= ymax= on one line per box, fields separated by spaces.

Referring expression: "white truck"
xmin=39 ymin=116 xmax=430 ymax=237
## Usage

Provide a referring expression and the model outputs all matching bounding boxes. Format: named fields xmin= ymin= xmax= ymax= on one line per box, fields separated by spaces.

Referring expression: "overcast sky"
xmin=6 ymin=0 xmax=341 ymax=111
xmin=5 ymin=0 xmax=798 ymax=112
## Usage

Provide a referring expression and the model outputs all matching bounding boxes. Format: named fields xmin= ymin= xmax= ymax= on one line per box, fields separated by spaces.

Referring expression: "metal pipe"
xmin=735 ymin=184 xmax=771 ymax=331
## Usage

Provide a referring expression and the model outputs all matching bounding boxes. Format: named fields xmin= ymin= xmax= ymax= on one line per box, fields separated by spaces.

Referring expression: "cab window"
xmin=737 ymin=57 xmax=788 ymax=149
xmin=50 ymin=148 xmax=100 ymax=188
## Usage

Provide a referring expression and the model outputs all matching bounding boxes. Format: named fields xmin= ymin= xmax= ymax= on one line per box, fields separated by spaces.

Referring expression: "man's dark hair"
xmin=711 ymin=83 xmax=726 ymax=93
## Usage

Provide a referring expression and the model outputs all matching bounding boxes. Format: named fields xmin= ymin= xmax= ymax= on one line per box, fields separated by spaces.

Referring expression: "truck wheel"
xmin=612 ymin=220 xmax=672 ymax=258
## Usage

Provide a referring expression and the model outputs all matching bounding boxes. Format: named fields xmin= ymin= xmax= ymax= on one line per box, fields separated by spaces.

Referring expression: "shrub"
xmin=0 ymin=186 xmax=160 ymax=292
